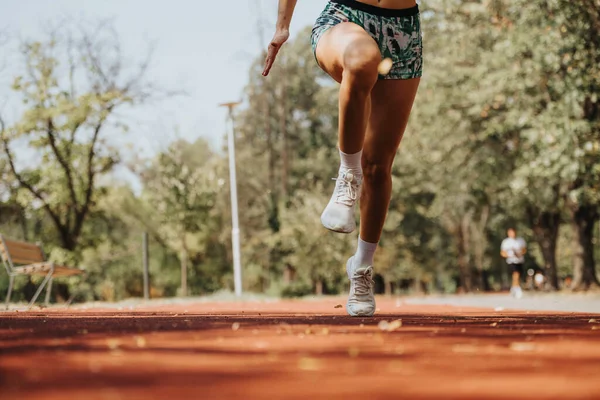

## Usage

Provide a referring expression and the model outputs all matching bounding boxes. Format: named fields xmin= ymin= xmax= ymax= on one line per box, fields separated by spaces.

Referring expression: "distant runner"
xmin=501 ymin=227 xmax=527 ymax=298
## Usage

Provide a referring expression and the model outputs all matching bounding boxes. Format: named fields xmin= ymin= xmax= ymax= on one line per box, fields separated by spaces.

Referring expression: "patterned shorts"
xmin=311 ymin=0 xmax=423 ymax=80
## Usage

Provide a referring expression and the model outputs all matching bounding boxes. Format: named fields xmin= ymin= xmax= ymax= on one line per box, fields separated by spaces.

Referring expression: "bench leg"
xmin=45 ymin=277 xmax=53 ymax=306
xmin=28 ymin=271 xmax=53 ymax=310
xmin=5 ymin=275 xmax=14 ymax=310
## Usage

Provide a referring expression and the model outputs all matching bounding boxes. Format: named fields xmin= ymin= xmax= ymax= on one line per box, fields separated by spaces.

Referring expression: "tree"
xmin=399 ymin=0 xmax=520 ymax=292
xmin=506 ymin=0 xmax=600 ymax=289
xmin=277 ymin=189 xmax=353 ymax=295
xmin=234 ymin=26 xmax=340 ymax=293
xmin=0 ymin=21 xmax=154 ymax=252
xmin=141 ymin=138 xmax=225 ymax=296
xmin=555 ymin=1 xmax=600 ymax=290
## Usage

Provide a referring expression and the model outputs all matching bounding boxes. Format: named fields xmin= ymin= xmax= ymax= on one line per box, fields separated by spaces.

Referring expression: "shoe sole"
xmin=346 ymin=304 xmax=375 ymax=317
xmin=320 ymin=216 xmax=355 ymax=234
xmin=322 ymin=224 xmax=355 ymax=234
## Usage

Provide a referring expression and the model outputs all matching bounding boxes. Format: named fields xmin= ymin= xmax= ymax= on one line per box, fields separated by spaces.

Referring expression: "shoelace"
xmin=352 ymin=266 xmax=374 ymax=296
xmin=333 ymin=171 xmax=361 ymax=206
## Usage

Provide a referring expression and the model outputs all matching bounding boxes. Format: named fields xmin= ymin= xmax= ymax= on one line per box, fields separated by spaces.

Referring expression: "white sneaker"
xmin=321 ymin=168 xmax=362 ymax=233
xmin=510 ymin=286 xmax=523 ymax=299
xmin=346 ymin=257 xmax=376 ymax=317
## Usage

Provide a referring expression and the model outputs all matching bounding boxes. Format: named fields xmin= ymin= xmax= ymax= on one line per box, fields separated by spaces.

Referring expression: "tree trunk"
xmin=263 ymin=76 xmax=275 ymax=199
xmin=456 ymin=212 xmax=473 ymax=293
xmin=413 ymin=269 xmax=424 ymax=294
xmin=315 ymin=279 xmax=323 ymax=296
xmin=570 ymin=205 xmax=600 ymax=290
xmin=19 ymin=205 xmax=28 ymax=241
xmin=180 ymin=236 xmax=188 ymax=297
xmin=58 ymin=227 xmax=77 ymax=251
xmin=384 ymin=279 xmax=393 ymax=296
xmin=528 ymin=209 xmax=560 ymax=290
xmin=472 ymin=205 xmax=489 ymax=291
xmin=280 ymin=69 xmax=289 ymax=199
xmin=265 ymin=81 xmax=280 ymax=234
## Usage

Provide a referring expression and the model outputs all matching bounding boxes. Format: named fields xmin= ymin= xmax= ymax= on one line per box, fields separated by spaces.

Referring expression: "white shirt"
xmin=501 ymin=237 xmax=527 ymax=264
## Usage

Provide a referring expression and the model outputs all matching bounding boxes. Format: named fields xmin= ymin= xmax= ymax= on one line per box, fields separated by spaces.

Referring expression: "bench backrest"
xmin=0 ymin=235 xmax=44 ymax=271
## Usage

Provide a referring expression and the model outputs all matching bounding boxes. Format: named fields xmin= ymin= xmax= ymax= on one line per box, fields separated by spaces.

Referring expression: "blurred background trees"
xmin=0 ymin=0 xmax=598 ymax=302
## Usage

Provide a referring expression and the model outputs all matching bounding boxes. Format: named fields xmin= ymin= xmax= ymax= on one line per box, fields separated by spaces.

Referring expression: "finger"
xmin=263 ymin=52 xmax=276 ymax=76
xmin=262 ymin=56 xmax=273 ymax=76
xmin=262 ymin=46 xmax=280 ymax=76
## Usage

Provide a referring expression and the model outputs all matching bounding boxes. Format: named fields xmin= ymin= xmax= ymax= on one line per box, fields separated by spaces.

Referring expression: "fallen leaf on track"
xmin=134 ymin=336 xmax=146 ymax=348
xmin=378 ymin=320 xmax=389 ymax=331
xmin=510 ymin=342 xmax=537 ymax=352
xmin=107 ymin=339 xmax=120 ymax=350
xmin=378 ymin=320 xmax=402 ymax=332
xmin=298 ymin=357 xmax=320 ymax=371
xmin=388 ymin=320 xmax=403 ymax=330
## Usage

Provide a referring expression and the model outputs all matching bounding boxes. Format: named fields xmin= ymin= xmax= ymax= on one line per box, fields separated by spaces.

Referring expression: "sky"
xmin=0 ymin=0 xmax=326 ymax=184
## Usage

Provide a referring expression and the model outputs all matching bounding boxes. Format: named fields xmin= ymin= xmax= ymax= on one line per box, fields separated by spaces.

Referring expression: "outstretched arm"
xmin=262 ymin=0 xmax=298 ymax=76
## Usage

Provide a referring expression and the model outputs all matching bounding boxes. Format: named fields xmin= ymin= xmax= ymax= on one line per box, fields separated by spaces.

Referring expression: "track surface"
xmin=1 ymin=297 xmax=600 ymax=400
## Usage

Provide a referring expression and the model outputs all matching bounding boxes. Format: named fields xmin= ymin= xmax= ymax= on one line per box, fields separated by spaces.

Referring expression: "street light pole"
xmin=219 ymin=101 xmax=243 ymax=297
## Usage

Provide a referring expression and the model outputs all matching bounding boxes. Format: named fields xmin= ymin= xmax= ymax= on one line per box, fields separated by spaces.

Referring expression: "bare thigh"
xmin=363 ymin=78 xmax=421 ymax=166
xmin=315 ymin=22 xmax=380 ymax=83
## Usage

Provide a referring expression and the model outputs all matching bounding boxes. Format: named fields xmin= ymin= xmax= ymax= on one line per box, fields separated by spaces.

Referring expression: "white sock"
xmin=355 ymin=237 xmax=377 ymax=267
xmin=339 ymin=149 xmax=362 ymax=172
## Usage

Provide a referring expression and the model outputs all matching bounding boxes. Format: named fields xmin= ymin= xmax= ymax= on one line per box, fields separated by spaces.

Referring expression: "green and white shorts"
xmin=311 ymin=0 xmax=423 ymax=80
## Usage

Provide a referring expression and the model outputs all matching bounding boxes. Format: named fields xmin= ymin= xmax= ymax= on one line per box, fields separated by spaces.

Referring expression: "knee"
xmin=362 ymin=158 xmax=392 ymax=185
xmin=342 ymin=42 xmax=380 ymax=89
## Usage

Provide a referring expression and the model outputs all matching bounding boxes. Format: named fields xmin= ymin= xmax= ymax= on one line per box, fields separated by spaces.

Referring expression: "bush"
xmin=280 ymin=281 xmax=313 ymax=298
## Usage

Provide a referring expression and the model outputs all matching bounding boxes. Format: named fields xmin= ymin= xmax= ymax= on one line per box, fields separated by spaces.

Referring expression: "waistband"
xmin=329 ymin=0 xmax=420 ymax=17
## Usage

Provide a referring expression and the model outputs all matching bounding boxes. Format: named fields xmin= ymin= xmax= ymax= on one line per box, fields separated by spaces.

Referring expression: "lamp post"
xmin=219 ymin=101 xmax=243 ymax=297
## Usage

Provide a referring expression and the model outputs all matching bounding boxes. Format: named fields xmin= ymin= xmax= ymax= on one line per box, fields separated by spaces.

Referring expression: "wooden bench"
xmin=0 ymin=235 xmax=84 ymax=310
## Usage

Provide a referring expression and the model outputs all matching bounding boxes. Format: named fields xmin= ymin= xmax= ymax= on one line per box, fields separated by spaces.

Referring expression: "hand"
xmin=262 ymin=29 xmax=290 ymax=77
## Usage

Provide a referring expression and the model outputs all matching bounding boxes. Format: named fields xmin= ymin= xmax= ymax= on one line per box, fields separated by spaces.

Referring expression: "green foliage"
xmin=1 ymin=21 xmax=152 ymax=252
xmin=2 ymin=5 xmax=599 ymax=303
xmin=140 ymin=138 xmax=231 ymax=295
xmin=281 ymin=281 xmax=313 ymax=298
